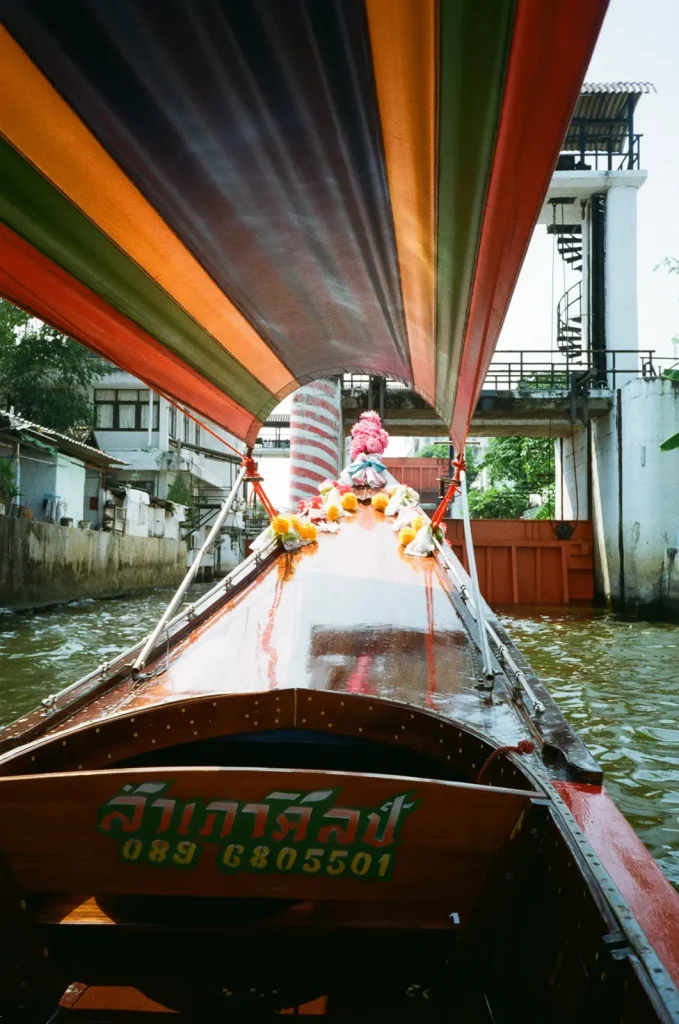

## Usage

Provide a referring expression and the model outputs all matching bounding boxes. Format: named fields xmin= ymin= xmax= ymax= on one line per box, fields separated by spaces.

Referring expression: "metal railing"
xmin=483 ymin=349 xmax=673 ymax=393
xmin=558 ymin=129 xmax=642 ymax=171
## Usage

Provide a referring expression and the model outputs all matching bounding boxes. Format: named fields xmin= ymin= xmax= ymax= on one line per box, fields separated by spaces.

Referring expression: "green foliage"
xmin=467 ymin=486 xmax=530 ymax=519
xmin=418 ymin=442 xmax=450 ymax=458
xmin=660 ymin=369 xmax=679 ymax=452
xmin=482 ymin=436 xmax=554 ymax=494
xmin=0 ymin=299 xmax=108 ymax=432
xmin=167 ymin=474 xmax=193 ymax=507
xmin=0 ymin=459 xmax=20 ymax=505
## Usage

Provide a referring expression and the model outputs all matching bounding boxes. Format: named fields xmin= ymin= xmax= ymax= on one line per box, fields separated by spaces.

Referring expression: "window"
xmin=183 ymin=414 xmax=190 ymax=443
xmin=195 ymin=423 xmax=201 ymax=447
xmin=94 ymin=389 xmax=159 ymax=431
xmin=169 ymin=405 xmax=177 ymax=439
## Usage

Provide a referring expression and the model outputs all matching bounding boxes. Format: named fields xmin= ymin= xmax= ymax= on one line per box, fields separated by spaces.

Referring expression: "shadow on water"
xmin=0 ymin=592 xmax=676 ymax=887
xmin=500 ymin=608 xmax=679 ymax=888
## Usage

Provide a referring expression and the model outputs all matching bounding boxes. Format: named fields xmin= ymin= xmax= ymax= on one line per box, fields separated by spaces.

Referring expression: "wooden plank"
xmin=561 ymin=546 xmax=570 ymax=604
xmin=0 ymin=767 xmax=533 ymax=909
xmin=536 ymin=547 xmax=542 ymax=605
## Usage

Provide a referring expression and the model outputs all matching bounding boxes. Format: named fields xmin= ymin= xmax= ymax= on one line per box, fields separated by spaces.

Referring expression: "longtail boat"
xmin=1 ymin=1 xmax=678 ymax=1020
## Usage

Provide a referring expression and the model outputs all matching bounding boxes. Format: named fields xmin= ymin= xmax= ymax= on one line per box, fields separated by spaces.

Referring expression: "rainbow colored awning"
xmin=0 ymin=0 xmax=607 ymax=447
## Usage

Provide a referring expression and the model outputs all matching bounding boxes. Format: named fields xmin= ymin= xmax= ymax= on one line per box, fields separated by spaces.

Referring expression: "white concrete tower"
xmin=289 ymin=378 xmax=343 ymax=506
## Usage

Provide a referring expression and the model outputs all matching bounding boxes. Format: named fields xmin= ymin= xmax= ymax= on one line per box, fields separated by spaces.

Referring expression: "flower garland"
xmin=338 ymin=411 xmax=390 ymax=489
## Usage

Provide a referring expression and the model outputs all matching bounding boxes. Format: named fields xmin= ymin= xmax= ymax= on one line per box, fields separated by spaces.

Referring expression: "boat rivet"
xmin=96 ymin=729 xmax=100 ymax=734
xmin=472 ymin=763 xmax=476 ymax=769
xmin=394 ymin=735 xmax=399 ymax=740
xmin=151 ymin=739 xmax=156 ymax=744
xmin=440 ymin=723 xmax=444 ymax=729
xmin=133 ymin=733 xmax=138 ymax=738
xmin=458 ymin=747 xmax=462 ymax=754
xmin=42 ymin=949 xmax=49 ymax=958
xmin=368 ymin=706 xmax=373 ymax=711
xmin=190 ymin=720 xmax=194 ymax=725
xmin=78 ymin=765 xmax=82 ymax=770
xmin=308 ymin=697 xmax=312 ymax=702
xmin=19 ymin=900 xmax=27 ymax=910
xmin=166 ymin=725 xmax=171 ymax=730
xmin=447 ymin=755 xmax=451 ymax=761
xmin=181 ymin=708 xmax=186 ymax=713
xmin=245 ymin=714 xmax=250 ymax=719
xmin=302 ymin=718 xmax=307 ymax=724
xmin=275 ymin=696 xmax=279 ymax=702
xmin=253 ymin=721 xmax=258 ymax=726
xmin=601 ymin=971 xmax=606 ymax=981
xmin=458 ymin=731 xmax=462 ymax=738
xmin=401 ymin=725 xmax=405 ymax=730
xmin=594 ymin=952 xmax=599 ymax=962
xmin=254 ymin=700 xmax=259 ymax=706
xmin=328 ymin=723 xmax=333 ymax=728
xmin=275 ymin=718 xmax=279 ymax=724
xmin=62 ymin=741 xmax=67 ymax=746
xmin=340 ymin=701 xmax=344 ymax=706
xmin=107 ymin=754 xmax=111 ymax=759
xmin=358 ymin=727 xmax=363 ymax=733
xmin=130 ymin=718 xmax=135 ymax=723
xmin=320 ymin=711 xmax=325 ymax=716
xmin=194 ymin=731 xmax=198 ymax=736
xmin=31 ymin=756 xmax=35 ymax=762
xmin=410 ymin=714 xmax=414 ymax=719
xmin=439 ymin=739 xmax=443 ymax=744
xmin=213 ymin=702 xmax=217 ymax=707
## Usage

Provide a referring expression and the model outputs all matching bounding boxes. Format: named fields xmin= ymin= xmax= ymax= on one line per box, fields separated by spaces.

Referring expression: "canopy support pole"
xmin=459 ymin=469 xmax=495 ymax=684
xmin=133 ymin=460 xmax=248 ymax=671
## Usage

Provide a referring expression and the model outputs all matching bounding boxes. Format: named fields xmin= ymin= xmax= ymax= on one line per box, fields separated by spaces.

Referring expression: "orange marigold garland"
xmin=326 ymin=505 xmax=341 ymax=522
xmin=371 ymin=493 xmax=389 ymax=512
xmin=341 ymin=491 xmax=358 ymax=512
xmin=398 ymin=526 xmax=416 ymax=547
xmin=271 ymin=515 xmax=291 ymax=536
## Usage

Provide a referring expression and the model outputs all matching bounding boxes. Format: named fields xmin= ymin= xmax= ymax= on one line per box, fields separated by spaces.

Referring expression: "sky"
xmin=500 ymin=0 xmax=679 ymax=360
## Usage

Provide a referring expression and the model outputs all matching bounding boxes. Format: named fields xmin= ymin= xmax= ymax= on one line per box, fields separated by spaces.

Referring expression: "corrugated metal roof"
xmin=0 ymin=409 xmax=127 ymax=466
xmin=563 ymin=82 xmax=656 ymax=153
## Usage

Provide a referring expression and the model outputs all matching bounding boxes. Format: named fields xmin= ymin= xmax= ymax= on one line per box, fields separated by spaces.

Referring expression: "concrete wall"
xmin=54 ymin=454 xmax=86 ymax=523
xmin=555 ymin=428 xmax=589 ymax=521
xmin=0 ymin=517 xmax=187 ymax=610
xmin=562 ymin=377 xmax=679 ymax=617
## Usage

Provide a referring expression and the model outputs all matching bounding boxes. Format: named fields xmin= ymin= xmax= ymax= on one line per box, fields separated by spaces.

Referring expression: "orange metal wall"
xmin=383 ymin=457 xmax=449 ymax=492
xmin=444 ymin=519 xmax=593 ymax=606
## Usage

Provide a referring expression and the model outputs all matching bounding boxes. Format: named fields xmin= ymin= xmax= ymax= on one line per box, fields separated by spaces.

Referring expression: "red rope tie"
xmin=430 ymin=455 xmax=467 ymax=529
xmin=241 ymin=454 xmax=278 ymax=520
xmin=476 ymin=740 xmax=535 ymax=785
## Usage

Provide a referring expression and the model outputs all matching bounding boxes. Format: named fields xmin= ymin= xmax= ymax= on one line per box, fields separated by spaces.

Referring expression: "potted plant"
xmin=0 ymin=460 xmax=20 ymax=517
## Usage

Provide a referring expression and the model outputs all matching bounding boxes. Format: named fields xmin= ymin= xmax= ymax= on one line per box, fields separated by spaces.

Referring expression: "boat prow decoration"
xmin=0 ymin=496 xmax=677 ymax=1020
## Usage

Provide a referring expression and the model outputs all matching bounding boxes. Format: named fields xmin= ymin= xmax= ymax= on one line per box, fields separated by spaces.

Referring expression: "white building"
xmin=92 ymin=370 xmax=245 ymax=574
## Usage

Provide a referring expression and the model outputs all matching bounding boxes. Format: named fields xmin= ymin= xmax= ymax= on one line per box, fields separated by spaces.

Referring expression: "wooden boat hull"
xmin=0 ymin=505 xmax=677 ymax=1021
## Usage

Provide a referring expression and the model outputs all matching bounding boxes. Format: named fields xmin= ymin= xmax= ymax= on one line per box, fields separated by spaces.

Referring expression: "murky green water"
xmin=500 ymin=610 xmax=679 ymax=888
xmin=0 ymin=593 xmax=677 ymax=886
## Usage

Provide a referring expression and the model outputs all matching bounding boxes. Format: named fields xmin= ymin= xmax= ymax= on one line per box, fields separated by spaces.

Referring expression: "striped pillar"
xmin=289 ymin=378 xmax=343 ymax=506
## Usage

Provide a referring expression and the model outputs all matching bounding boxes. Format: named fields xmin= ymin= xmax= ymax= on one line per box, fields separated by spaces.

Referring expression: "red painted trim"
xmin=450 ymin=0 xmax=609 ymax=447
xmin=553 ymin=781 xmax=679 ymax=987
xmin=0 ymin=224 xmax=262 ymax=445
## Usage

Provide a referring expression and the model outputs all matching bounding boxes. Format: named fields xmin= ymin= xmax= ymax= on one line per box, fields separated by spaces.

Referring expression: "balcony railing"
xmin=483 ymin=350 xmax=674 ymax=393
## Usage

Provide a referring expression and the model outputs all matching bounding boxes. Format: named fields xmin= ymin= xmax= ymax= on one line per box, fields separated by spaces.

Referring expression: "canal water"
xmin=0 ymin=591 xmax=677 ymax=887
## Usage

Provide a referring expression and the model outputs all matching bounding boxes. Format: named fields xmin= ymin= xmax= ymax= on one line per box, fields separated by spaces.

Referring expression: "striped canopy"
xmin=0 ymin=0 xmax=607 ymax=447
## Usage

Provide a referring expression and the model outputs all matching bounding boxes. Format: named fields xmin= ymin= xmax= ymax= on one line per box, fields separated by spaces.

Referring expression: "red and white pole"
xmin=289 ymin=378 xmax=342 ymax=507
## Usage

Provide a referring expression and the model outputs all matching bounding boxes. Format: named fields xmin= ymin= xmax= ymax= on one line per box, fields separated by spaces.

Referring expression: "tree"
xmin=167 ymin=474 xmax=193 ymax=507
xmin=481 ymin=436 xmax=554 ymax=495
xmin=467 ymin=486 xmax=529 ymax=519
xmin=0 ymin=299 xmax=108 ymax=432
